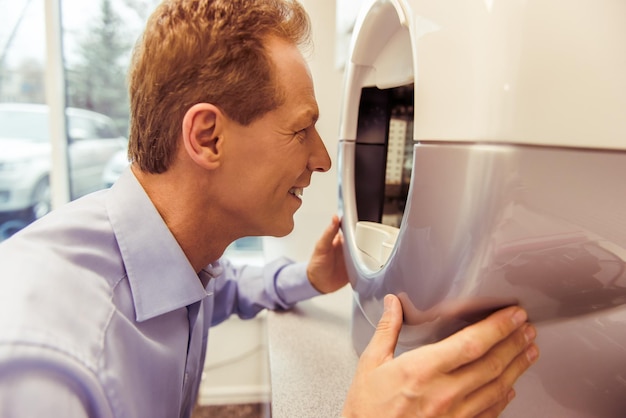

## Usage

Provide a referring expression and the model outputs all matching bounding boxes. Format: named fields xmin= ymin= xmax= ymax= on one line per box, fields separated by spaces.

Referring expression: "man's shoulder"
xmin=1 ymin=189 xmax=123 ymax=277
xmin=0 ymin=193 xmax=128 ymax=371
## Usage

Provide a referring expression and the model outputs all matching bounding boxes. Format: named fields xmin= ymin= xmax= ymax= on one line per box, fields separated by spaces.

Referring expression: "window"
xmin=0 ymin=0 xmax=151 ymax=240
xmin=1 ymin=0 xmax=265 ymax=260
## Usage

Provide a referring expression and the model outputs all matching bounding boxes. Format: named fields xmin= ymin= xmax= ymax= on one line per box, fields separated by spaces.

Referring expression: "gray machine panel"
xmin=342 ymin=141 xmax=626 ymax=417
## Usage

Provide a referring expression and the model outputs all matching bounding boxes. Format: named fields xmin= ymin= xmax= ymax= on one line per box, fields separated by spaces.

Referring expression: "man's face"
xmin=216 ymin=37 xmax=331 ymax=237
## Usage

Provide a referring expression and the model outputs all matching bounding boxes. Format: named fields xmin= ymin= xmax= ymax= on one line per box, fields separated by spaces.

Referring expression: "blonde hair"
xmin=128 ymin=0 xmax=311 ymax=173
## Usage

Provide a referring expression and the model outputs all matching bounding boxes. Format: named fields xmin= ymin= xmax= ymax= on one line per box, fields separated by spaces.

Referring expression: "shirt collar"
xmin=106 ymin=168 xmax=209 ymax=322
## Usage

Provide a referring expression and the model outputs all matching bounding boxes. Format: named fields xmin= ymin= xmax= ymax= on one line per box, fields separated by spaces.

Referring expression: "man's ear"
xmin=181 ymin=103 xmax=224 ymax=170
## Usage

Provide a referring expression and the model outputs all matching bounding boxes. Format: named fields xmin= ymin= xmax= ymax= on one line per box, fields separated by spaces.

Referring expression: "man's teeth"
xmin=289 ymin=187 xmax=303 ymax=198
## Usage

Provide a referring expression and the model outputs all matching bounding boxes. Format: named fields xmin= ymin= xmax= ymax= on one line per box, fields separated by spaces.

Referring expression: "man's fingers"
xmin=472 ymin=390 xmax=515 ymax=418
xmin=459 ymin=323 xmax=537 ymax=380
xmin=332 ymin=229 xmax=344 ymax=248
xmin=348 ymin=300 xmax=538 ymax=418
xmin=449 ymin=322 xmax=537 ymax=393
xmin=316 ymin=215 xmax=341 ymax=250
xmin=449 ymin=325 xmax=539 ymax=416
xmin=419 ymin=306 xmax=529 ymax=373
xmin=359 ymin=294 xmax=403 ymax=368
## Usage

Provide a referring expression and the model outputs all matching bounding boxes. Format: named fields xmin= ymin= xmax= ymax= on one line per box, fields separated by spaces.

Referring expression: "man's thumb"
xmin=360 ymin=294 xmax=403 ymax=366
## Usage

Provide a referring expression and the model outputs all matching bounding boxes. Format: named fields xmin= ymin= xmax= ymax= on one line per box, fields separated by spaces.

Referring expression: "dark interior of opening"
xmin=354 ymin=84 xmax=414 ymax=227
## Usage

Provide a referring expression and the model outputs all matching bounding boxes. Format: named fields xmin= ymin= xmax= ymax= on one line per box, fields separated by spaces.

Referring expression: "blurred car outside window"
xmin=0 ymin=103 xmax=126 ymax=239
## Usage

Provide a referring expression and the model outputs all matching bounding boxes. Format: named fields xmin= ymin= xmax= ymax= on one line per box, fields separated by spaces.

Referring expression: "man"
xmin=0 ymin=0 xmax=538 ymax=417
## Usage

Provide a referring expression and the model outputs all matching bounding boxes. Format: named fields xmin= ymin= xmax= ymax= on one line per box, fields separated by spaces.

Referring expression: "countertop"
xmin=267 ymin=285 xmax=359 ymax=418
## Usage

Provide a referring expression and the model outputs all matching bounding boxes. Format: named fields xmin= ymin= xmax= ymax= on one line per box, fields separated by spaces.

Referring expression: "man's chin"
xmin=267 ymin=219 xmax=295 ymax=238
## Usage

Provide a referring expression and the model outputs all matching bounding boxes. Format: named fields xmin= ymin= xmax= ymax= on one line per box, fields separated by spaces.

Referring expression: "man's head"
xmin=195 ymin=35 xmax=331 ymax=238
xmin=127 ymin=0 xmax=312 ymax=173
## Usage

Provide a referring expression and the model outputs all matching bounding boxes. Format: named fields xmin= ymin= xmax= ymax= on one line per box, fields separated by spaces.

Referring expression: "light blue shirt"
xmin=0 ymin=168 xmax=319 ymax=418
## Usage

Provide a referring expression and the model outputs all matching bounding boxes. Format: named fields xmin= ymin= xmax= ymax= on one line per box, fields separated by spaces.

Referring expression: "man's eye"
xmin=294 ymin=129 xmax=306 ymax=140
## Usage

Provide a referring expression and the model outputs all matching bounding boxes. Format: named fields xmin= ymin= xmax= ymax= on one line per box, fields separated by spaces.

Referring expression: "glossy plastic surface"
xmin=345 ymin=142 xmax=626 ymax=417
xmin=339 ymin=0 xmax=626 ymax=149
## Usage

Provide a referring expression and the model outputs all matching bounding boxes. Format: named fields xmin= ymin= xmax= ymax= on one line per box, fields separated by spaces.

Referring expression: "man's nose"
xmin=308 ymin=128 xmax=331 ymax=173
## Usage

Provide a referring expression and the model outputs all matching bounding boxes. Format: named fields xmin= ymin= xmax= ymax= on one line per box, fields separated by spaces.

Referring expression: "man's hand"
xmin=306 ymin=215 xmax=349 ymax=294
xmin=343 ymin=294 xmax=539 ymax=418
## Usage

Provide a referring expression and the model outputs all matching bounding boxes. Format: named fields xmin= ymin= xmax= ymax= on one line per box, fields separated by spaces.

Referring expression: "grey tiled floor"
xmin=192 ymin=403 xmax=271 ymax=418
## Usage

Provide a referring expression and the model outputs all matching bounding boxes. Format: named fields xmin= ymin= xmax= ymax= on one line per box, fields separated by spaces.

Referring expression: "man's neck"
xmin=130 ymin=164 xmax=232 ymax=272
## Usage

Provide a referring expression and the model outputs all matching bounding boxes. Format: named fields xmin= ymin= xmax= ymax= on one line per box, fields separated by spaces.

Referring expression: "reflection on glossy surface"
xmin=343 ymin=143 xmax=626 ymax=417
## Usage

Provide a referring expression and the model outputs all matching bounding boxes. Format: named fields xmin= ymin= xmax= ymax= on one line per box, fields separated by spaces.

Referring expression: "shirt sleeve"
xmin=0 ymin=372 xmax=90 ymax=418
xmin=0 ymin=345 xmax=112 ymax=418
xmin=207 ymin=257 xmax=322 ymax=326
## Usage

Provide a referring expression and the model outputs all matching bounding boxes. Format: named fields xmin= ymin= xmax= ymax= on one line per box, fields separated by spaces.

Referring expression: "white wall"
xmin=263 ymin=0 xmax=346 ymax=263
xmin=198 ymin=313 xmax=271 ymax=406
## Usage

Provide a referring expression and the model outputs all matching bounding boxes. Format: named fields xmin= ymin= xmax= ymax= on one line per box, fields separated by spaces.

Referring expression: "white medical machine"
xmin=337 ymin=1 xmax=626 ymax=416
